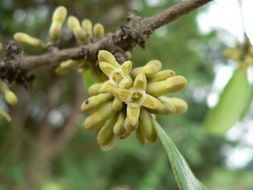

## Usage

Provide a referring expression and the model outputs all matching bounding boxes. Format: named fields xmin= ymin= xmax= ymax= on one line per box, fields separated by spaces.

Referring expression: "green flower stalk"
xmin=81 ymin=50 xmax=188 ymax=149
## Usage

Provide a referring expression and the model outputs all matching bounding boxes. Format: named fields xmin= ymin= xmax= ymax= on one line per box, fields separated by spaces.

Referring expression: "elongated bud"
xmin=84 ymin=102 xmax=115 ymax=130
xmin=0 ymin=43 xmax=3 ymax=51
xmin=93 ymin=23 xmax=104 ymax=39
xmin=113 ymin=112 xmax=126 ymax=137
xmin=147 ymin=97 xmax=176 ymax=114
xmin=124 ymin=117 xmax=138 ymax=132
xmin=0 ymin=109 xmax=11 ymax=122
xmin=132 ymin=60 xmax=162 ymax=78
xmin=88 ymin=83 xmax=103 ymax=95
xmin=68 ymin=16 xmax=87 ymax=42
xmin=170 ymin=98 xmax=188 ymax=114
xmin=81 ymin=93 xmax=113 ymax=113
xmin=52 ymin=6 xmax=67 ymax=23
xmin=14 ymin=33 xmax=46 ymax=48
xmin=139 ymin=109 xmax=157 ymax=143
xmin=82 ymin=19 xmax=92 ymax=31
xmin=97 ymin=116 xmax=117 ymax=146
xmin=112 ymin=98 xmax=123 ymax=112
xmin=55 ymin=59 xmax=82 ymax=74
xmin=49 ymin=6 xmax=67 ymax=43
xmin=147 ymin=76 xmax=187 ymax=97
xmin=98 ymin=50 xmax=119 ymax=67
xmin=4 ymin=91 xmax=18 ymax=105
xmin=149 ymin=70 xmax=176 ymax=82
xmin=136 ymin=124 xmax=147 ymax=145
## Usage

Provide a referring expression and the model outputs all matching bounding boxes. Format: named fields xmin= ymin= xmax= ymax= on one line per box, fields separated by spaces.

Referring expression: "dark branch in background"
xmin=0 ymin=0 xmax=213 ymax=85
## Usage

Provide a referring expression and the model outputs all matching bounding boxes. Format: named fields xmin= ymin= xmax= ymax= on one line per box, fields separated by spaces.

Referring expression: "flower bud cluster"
xmin=81 ymin=50 xmax=188 ymax=149
xmin=224 ymin=42 xmax=253 ymax=66
xmin=14 ymin=6 xmax=68 ymax=47
xmin=55 ymin=14 xmax=105 ymax=75
xmin=67 ymin=16 xmax=104 ymax=43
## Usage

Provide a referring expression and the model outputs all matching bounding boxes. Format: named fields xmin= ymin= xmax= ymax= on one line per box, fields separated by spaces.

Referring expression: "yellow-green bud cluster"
xmin=68 ymin=16 xmax=105 ymax=43
xmin=224 ymin=42 xmax=253 ymax=67
xmin=14 ymin=6 xmax=68 ymax=47
xmin=81 ymin=50 xmax=188 ymax=149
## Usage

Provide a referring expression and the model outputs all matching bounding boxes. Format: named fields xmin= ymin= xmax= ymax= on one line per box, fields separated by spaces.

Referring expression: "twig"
xmin=0 ymin=0 xmax=212 ymax=84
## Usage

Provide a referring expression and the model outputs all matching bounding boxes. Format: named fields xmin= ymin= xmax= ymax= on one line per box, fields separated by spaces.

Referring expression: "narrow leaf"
xmin=203 ymin=66 xmax=251 ymax=134
xmin=153 ymin=118 xmax=208 ymax=190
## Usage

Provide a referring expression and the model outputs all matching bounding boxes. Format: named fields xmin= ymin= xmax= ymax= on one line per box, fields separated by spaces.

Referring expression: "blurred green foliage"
xmin=0 ymin=0 xmax=253 ymax=190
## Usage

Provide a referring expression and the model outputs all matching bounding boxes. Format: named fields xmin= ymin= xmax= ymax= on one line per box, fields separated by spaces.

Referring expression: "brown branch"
xmin=0 ymin=0 xmax=212 ymax=84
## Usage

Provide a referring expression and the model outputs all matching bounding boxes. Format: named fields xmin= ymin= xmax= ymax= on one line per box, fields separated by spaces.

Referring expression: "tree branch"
xmin=0 ymin=0 xmax=212 ymax=84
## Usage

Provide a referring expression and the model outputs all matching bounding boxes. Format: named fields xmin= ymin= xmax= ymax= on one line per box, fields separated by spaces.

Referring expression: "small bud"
xmin=84 ymin=102 xmax=115 ymax=130
xmin=97 ymin=116 xmax=117 ymax=146
xmin=136 ymin=124 xmax=147 ymax=145
xmin=14 ymin=33 xmax=46 ymax=48
xmin=149 ymin=70 xmax=176 ymax=82
xmin=88 ymin=83 xmax=103 ymax=95
xmin=4 ymin=91 xmax=18 ymax=105
xmin=81 ymin=93 xmax=113 ymax=113
xmin=55 ymin=59 xmax=82 ymax=74
xmin=52 ymin=6 xmax=67 ymax=23
xmin=132 ymin=60 xmax=162 ymax=78
xmin=113 ymin=112 xmax=126 ymax=137
xmin=147 ymin=76 xmax=187 ymax=97
xmin=112 ymin=98 xmax=123 ymax=112
xmin=0 ymin=43 xmax=3 ymax=51
xmin=82 ymin=19 xmax=92 ymax=31
xmin=170 ymin=98 xmax=188 ymax=114
xmin=124 ymin=117 xmax=138 ymax=132
xmin=68 ymin=16 xmax=87 ymax=42
xmin=139 ymin=109 xmax=157 ymax=143
xmin=93 ymin=23 xmax=104 ymax=39
xmin=49 ymin=23 xmax=62 ymax=43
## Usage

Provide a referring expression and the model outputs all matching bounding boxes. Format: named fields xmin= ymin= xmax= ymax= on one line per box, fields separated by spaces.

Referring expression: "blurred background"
xmin=0 ymin=0 xmax=253 ymax=189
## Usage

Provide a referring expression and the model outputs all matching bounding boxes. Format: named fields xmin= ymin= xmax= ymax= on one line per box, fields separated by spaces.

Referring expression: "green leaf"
xmin=203 ymin=66 xmax=251 ymax=134
xmin=153 ymin=118 xmax=208 ymax=190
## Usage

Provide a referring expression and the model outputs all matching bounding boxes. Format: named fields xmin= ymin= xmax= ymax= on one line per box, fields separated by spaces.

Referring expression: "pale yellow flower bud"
xmin=88 ymin=83 xmax=103 ymax=95
xmin=124 ymin=117 xmax=138 ymax=132
xmin=149 ymin=70 xmax=176 ymax=82
xmin=55 ymin=59 xmax=82 ymax=74
xmin=136 ymin=124 xmax=147 ymax=145
xmin=52 ymin=6 xmax=67 ymax=23
xmin=93 ymin=23 xmax=104 ymax=39
xmin=81 ymin=93 xmax=113 ymax=113
xmin=97 ymin=116 xmax=117 ymax=146
xmin=84 ymin=102 xmax=115 ymax=130
xmin=82 ymin=19 xmax=92 ymax=31
xmin=170 ymin=98 xmax=188 ymax=114
xmin=49 ymin=23 xmax=61 ymax=43
xmin=147 ymin=76 xmax=187 ymax=97
xmin=0 ymin=43 xmax=3 ymax=51
xmin=4 ymin=90 xmax=18 ymax=105
xmin=14 ymin=33 xmax=46 ymax=48
xmin=132 ymin=60 xmax=162 ymax=78
xmin=113 ymin=112 xmax=126 ymax=137
xmin=68 ymin=16 xmax=87 ymax=42
xmin=139 ymin=109 xmax=157 ymax=143
xmin=112 ymin=98 xmax=123 ymax=112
